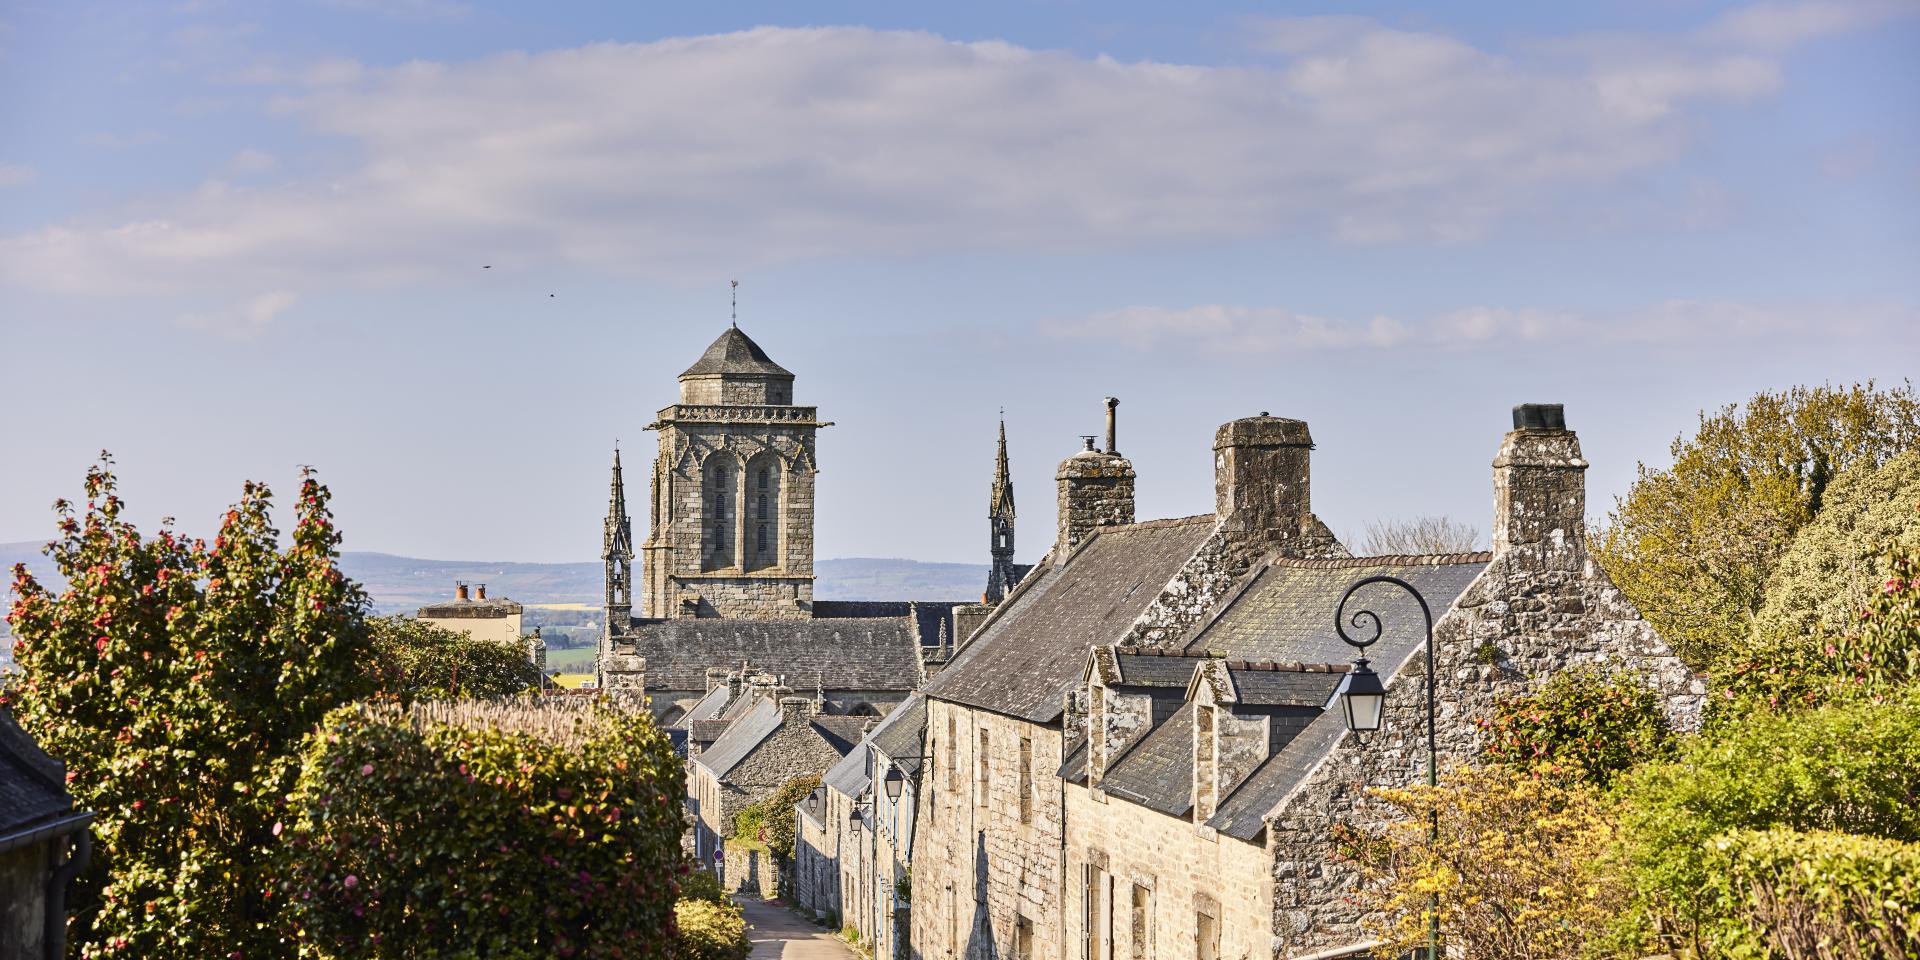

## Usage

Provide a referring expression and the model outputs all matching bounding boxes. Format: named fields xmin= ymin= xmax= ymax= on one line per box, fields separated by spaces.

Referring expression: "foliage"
xmin=677 ymin=867 xmax=728 ymax=905
xmin=1594 ymin=382 xmax=1920 ymax=669
xmin=1710 ymin=545 xmax=1920 ymax=726
xmin=4 ymin=456 xmax=375 ymax=958
xmin=733 ymin=774 xmax=822 ymax=861
xmin=1354 ymin=515 xmax=1481 ymax=556
xmin=1479 ymin=668 xmax=1673 ymax=787
xmin=671 ymin=899 xmax=750 ymax=960
xmin=1350 ymin=764 xmax=1633 ymax=960
xmin=365 ymin=614 xmax=542 ymax=703
xmin=1615 ymin=687 xmax=1920 ymax=955
xmin=1712 ymin=828 xmax=1920 ymax=960
xmin=276 ymin=698 xmax=686 ymax=959
xmin=1753 ymin=453 xmax=1920 ymax=646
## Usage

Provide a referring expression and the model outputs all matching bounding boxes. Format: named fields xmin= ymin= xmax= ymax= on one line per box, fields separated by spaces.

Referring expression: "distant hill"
xmin=0 ymin=541 xmax=987 ymax=614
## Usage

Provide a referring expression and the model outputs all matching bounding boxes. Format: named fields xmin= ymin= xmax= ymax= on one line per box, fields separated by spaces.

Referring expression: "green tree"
xmin=1752 ymin=452 xmax=1920 ymax=646
xmin=4 ymin=455 xmax=375 ymax=958
xmin=730 ymin=773 xmax=822 ymax=860
xmin=1479 ymin=667 xmax=1674 ymax=788
xmin=1594 ymin=382 xmax=1920 ymax=669
xmin=365 ymin=614 xmax=542 ymax=703
xmin=277 ymin=699 xmax=686 ymax=959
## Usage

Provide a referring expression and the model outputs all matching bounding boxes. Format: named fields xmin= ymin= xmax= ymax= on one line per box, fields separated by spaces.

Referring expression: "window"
xmin=1015 ymin=915 xmax=1035 ymax=960
xmin=757 ymin=494 xmax=768 ymax=519
xmin=1129 ymin=884 xmax=1152 ymax=959
xmin=976 ymin=728 xmax=990 ymax=807
xmin=1196 ymin=910 xmax=1220 ymax=960
xmin=758 ymin=468 xmax=769 ymax=490
xmin=713 ymin=523 xmax=725 ymax=550
xmin=1018 ymin=736 xmax=1033 ymax=825
xmin=757 ymin=524 xmax=768 ymax=551
xmin=1083 ymin=864 xmax=1111 ymax=960
xmin=947 ymin=713 xmax=959 ymax=791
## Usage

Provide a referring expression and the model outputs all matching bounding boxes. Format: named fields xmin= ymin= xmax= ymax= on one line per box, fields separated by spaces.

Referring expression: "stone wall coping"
xmin=1267 ymin=551 xmax=1494 ymax=569
xmin=1111 ymin=647 xmax=1351 ymax=674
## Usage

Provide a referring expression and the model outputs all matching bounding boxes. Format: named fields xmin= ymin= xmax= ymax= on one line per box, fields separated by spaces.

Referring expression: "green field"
xmin=545 ymin=646 xmax=596 ymax=671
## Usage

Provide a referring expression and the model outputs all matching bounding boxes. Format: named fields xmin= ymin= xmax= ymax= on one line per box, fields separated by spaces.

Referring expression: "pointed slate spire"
xmin=989 ymin=414 xmax=1015 ymax=520
xmin=986 ymin=415 xmax=1020 ymax=604
xmin=602 ymin=445 xmax=634 ymax=634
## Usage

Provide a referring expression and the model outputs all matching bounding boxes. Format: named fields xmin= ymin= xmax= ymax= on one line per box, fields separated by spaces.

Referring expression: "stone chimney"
xmin=455 ymin=581 xmax=470 ymax=601
xmin=1492 ymin=403 xmax=1588 ymax=569
xmin=779 ymin=695 xmax=816 ymax=722
xmin=706 ymin=667 xmax=729 ymax=694
xmin=1213 ymin=414 xmax=1314 ymax=552
xmin=1056 ymin=401 xmax=1136 ymax=558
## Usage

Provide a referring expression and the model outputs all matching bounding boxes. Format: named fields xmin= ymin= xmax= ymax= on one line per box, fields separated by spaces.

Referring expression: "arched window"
xmin=704 ymin=463 xmax=734 ymax=571
xmin=758 ymin=468 xmax=769 ymax=490
xmin=744 ymin=455 xmax=780 ymax=572
xmin=757 ymin=524 xmax=768 ymax=551
xmin=757 ymin=494 xmax=768 ymax=520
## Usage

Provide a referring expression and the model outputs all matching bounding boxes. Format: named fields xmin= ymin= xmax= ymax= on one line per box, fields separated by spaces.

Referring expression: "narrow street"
xmin=737 ymin=898 xmax=862 ymax=959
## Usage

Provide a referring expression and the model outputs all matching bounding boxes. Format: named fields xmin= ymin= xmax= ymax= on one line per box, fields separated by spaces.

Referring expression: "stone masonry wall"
xmin=912 ymin=699 xmax=1067 ymax=960
xmin=1064 ymin=783 xmax=1273 ymax=960
xmin=1056 ymin=452 xmax=1136 ymax=557
xmin=1263 ymin=427 xmax=1704 ymax=956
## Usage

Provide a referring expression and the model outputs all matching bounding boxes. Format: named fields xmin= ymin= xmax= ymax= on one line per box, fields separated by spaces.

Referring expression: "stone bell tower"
xmin=641 ymin=325 xmax=824 ymax=620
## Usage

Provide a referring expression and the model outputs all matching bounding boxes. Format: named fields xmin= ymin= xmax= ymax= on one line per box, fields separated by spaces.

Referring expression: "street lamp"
xmin=1334 ymin=574 xmax=1439 ymax=960
xmin=883 ymin=764 xmax=906 ymax=801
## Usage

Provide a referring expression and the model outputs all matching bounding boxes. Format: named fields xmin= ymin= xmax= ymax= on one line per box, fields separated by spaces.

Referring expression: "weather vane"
xmin=731 ymin=279 xmax=738 ymax=327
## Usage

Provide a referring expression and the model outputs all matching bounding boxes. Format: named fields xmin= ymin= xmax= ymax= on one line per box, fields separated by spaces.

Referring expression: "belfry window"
xmin=757 ymin=524 xmax=768 ymax=552
xmin=758 ymin=468 xmax=769 ymax=490
xmin=757 ymin=494 xmax=769 ymax=520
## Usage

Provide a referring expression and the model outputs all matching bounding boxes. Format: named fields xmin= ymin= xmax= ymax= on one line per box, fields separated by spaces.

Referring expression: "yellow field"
xmin=552 ymin=673 xmax=594 ymax=689
xmin=525 ymin=602 xmax=598 ymax=611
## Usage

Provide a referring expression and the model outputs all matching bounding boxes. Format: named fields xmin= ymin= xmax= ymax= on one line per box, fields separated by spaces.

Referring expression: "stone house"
xmin=687 ymin=689 xmax=871 ymax=896
xmin=415 ymin=581 xmax=525 ymax=647
xmin=0 ymin=707 xmax=91 ymax=960
xmin=912 ymin=403 xmax=1701 ymax=960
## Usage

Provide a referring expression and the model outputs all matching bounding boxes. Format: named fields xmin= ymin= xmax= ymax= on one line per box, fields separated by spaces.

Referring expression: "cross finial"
xmin=730 ymin=279 xmax=738 ymax=328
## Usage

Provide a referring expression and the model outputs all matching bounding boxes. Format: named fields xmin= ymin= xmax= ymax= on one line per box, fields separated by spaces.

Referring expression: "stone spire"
xmin=603 ymin=445 xmax=634 ymax=634
xmin=987 ymin=416 xmax=1020 ymax=602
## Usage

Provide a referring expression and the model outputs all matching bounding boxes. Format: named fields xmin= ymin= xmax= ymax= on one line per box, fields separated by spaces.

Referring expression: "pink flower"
xmin=344 ymin=875 xmax=358 ymax=889
xmin=360 ymin=763 xmax=374 ymax=776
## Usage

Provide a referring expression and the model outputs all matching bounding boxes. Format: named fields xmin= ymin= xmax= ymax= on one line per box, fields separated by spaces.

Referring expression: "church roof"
xmin=922 ymin=515 xmax=1216 ymax=723
xmin=616 ymin=616 xmax=923 ymax=693
xmin=679 ymin=327 xmax=793 ymax=379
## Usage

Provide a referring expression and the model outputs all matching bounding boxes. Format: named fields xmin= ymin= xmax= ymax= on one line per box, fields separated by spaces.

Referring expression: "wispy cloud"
xmin=0 ymin=5 xmax=1906 ymax=307
xmin=1047 ymin=299 xmax=1918 ymax=354
xmin=177 ymin=290 xmax=298 ymax=340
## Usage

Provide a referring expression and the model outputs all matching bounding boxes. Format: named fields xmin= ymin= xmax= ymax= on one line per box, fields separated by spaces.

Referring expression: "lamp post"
xmin=1333 ymin=574 xmax=1439 ymax=960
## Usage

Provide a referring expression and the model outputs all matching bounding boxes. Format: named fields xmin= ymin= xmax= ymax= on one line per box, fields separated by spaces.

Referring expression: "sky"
xmin=1 ymin=0 xmax=1916 ymax=567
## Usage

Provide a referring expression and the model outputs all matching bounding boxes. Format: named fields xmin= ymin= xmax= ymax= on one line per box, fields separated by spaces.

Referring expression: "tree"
xmin=277 ymin=699 xmax=686 ymax=959
xmin=1594 ymin=382 xmax=1920 ymax=669
xmin=365 ymin=614 xmax=542 ymax=703
xmin=1478 ymin=667 xmax=1674 ymax=788
xmin=732 ymin=774 xmax=822 ymax=861
xmin=1752 ymin=452 xmax=1920 ymax=647
xmin=4 ymin=455 xmax=375 ymax=958
xmin=1353 ymin=516 xmax=1481 ymax=556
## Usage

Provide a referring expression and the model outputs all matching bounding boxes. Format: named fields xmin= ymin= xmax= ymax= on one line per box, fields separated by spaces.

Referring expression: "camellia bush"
xmin=366 ymin=614 xmax=542 ymax=703
xmin=4 ymin=456 xmax=375 ymax=958
xmin=1479 ymin=667 xmax=1673 ymax=787
xmin=731 ymin=773 xmax=821 ymax=860
xmin=276 ymin=699 xmax=687 ymax=959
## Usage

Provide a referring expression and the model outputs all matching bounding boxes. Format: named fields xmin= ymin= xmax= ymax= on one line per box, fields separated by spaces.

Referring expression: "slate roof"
xmin=866 ymin=694 xmax=928 ymax=776
xmin=1228 ymin=667 xmax=1345 ymax=707
xmin=1207 ymin=711 xmax=1349 ymax=840
xmin=812 ymin=601 xmax=967 ymax=648
xmin=679 ymin=327 xmax=793 ymax=379
xmin=0 ymin=706 xmax=75 ymax=834
xmin=678 ymin=685 xmax=733 ymax=728
xmin=812 ymin=716 xmax=872 ymax=756
xmin=696 ymin=697 xmax=783 ymax=779
xmin=1113 ymin=653 xmax=1206 ymax=688
xmin=923 ymin=516 xmax=1216 ymax=723
xmin=1097 ymin=701 xmax=1197 ymax=817
xmin=617 ymin=617 xmax=923 ymax=692
xmin=1184 ymin=554 xmax=1490 ymax=664
xmin=822 ymin=741 xmax=872 ymax=799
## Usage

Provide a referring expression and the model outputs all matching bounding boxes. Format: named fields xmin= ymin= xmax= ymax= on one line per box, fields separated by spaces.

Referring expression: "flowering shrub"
xmin=5 ymin=456 xmax=375 ymax=958
xmin=731 ymin=773 xmax=820 ymax=860
xmin=1348 ymin=764 xmax=1633 ymax=960
xmin=277 ymin=699 xmax=686 ymax=959
xmin=1480 ymin=667 xmax=1672 ymax=786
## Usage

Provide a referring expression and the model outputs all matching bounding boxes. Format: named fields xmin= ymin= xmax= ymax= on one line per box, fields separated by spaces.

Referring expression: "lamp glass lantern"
xmin=883 ymin=764 xmax=906 ymax=801
xmin=1336 ymin=659 xmax=1386 ymax=733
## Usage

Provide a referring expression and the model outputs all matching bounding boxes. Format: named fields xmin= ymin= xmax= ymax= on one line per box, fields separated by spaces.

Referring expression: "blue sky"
xmin=1 ymin=0 xmax=1916 ymax=567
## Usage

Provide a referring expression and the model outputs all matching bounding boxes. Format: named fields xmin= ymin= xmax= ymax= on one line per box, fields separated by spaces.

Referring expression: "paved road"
xmin=738 ymin=898 xmax=860 ymax=959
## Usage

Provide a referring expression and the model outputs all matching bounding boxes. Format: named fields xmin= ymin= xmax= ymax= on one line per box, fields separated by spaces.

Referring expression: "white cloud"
xmin=177 ymin=290 xmax=298 ymax=340
xmin=1048 ymin=299 xmax=1916 ymax=354
xmin=228 ymin=148 xmax=277 ymax=173
xmin=1703 ymin=0 xmax=1920 ymax=50
xmin=0 ymin=9 xmax=1898 ymax=302
xmin=0 ymin=164 xmax=34 ymax=188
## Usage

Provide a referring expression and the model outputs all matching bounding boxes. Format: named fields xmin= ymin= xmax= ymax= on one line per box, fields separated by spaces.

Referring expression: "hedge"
xmin=670 ymin=899 xmax=751 ymax=960
xmin=1715 ymin=828 xmax=1920 ymax=959
xmin=277 ymin=698 xmax=686 ymax=959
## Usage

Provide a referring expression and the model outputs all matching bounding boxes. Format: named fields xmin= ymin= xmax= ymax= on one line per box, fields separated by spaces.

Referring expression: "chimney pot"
xmin=1511 ymin=403 xmax=1567 ymax=432
xmin=476 ymin=583 xmax=487 ymax=600
xmin=1104 ymin=397 xmax=1120 ymax=454
xmin=455 ymin=582 xmax=469 ymax=601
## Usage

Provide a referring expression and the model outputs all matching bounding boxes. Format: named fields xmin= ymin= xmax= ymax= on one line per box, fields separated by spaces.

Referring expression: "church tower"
xmin=602 ymin=446 xmax=634 ymax=636
xmin=986 ymin=417 xmax=1019 ymax=603
xmin=641 ymin=326 xmax=822 ymax=620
